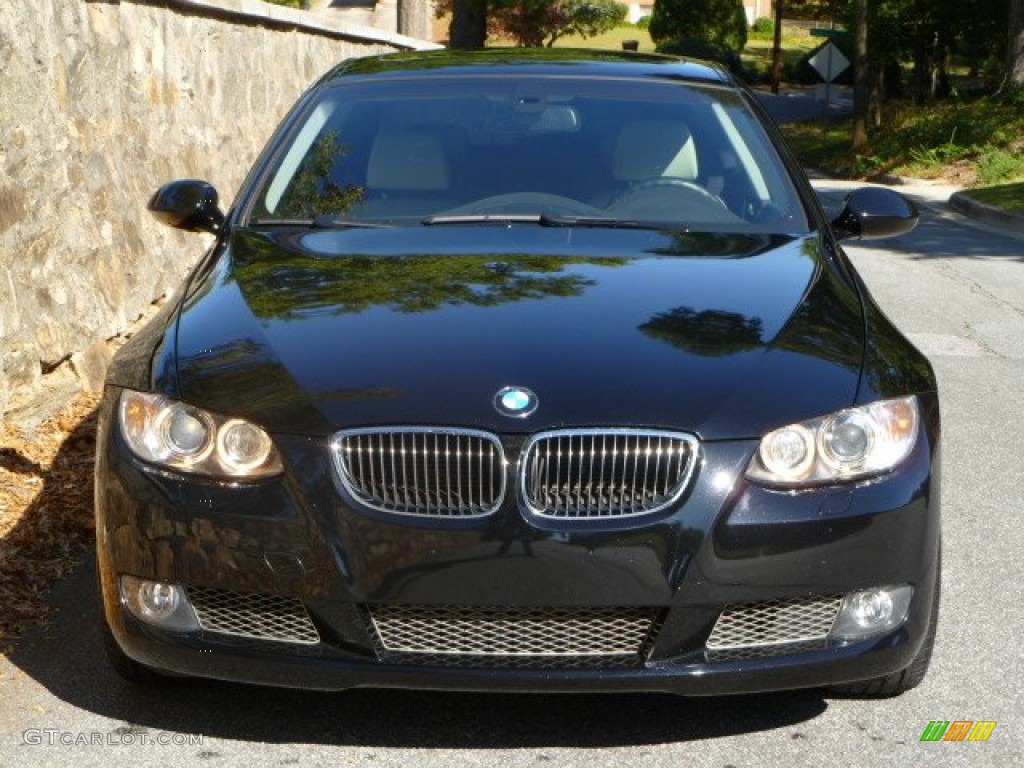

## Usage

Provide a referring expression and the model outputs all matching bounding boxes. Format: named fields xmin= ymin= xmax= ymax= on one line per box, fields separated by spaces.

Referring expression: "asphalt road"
xmin=755 ymin=85 xmax=855 ymax=124
xmin=1 ymin=183 xmax=1021 ymax=767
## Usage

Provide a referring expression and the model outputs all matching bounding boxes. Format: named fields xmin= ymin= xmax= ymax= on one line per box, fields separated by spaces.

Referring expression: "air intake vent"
xmin=706 ymin=595 xmax=842 ymax=652
xmin=188 ymin=587 xmax=320 ymax=645
xmin=332 ymin=427 xmax=506 ymax=517
xmin=520 ymin=429 xmax=698 ymax=518
xmin=367 ymin=605 xmax=660 ymax=668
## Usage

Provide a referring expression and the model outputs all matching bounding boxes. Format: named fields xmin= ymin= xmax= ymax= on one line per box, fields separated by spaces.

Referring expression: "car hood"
xmin=171 ymin=226 xmax=864 ymax=439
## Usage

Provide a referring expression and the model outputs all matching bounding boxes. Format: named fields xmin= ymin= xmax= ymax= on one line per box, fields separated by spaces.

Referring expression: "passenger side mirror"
xmin=830 ymin=187 xmax=918 ymax=241
xmin=148 ymin=179 xmax=225 ymax=234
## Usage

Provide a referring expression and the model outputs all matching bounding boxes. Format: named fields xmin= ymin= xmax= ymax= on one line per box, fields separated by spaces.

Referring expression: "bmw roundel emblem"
xmin=494 ymin=386 xmax=538 ymax=418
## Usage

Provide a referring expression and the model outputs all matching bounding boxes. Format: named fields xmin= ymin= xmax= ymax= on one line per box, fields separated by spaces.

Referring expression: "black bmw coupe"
xmin=95 ymin=49 xmax=940 ymax=697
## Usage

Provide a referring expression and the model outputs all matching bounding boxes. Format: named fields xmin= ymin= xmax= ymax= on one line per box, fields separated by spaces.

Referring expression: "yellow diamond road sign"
xmin=809 ymin=42 xmax=850 ymax=83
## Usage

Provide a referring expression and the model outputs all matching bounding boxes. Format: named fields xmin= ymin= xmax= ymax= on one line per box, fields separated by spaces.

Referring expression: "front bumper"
xmin=108 ymin=614 xmax=933 ymax=695
xmin=95 ymin=388 xmax=941 ymax=694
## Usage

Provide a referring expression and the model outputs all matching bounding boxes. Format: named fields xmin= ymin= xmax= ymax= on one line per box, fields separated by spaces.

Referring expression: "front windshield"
xmin=248 ymin=75 xmax=810 ymax=234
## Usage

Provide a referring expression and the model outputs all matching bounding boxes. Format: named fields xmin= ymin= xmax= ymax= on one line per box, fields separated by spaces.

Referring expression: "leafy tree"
xmin=491 ymin=0 xmax=628 ymax=48
xmin=230 ymin=249 xmax=627 ymax=319
xmin=811 ymin=0 xmax=1009 ymax=120
xmin=785 ymin=0 xmax=846 ymax=20
xmin=273 ymin=132 xmax=364 ymax=219
xmin=640 ymin=307 xmax=764 ymax=357
xmin=443 ymin=0 xmax=627 ymax=48
xmin=649 ymin=0 xmax=748 ymax=51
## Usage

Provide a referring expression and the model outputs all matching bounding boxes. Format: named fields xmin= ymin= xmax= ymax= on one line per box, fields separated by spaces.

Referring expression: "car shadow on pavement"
xmin=6 ymin=552 xmax=830 ymax=748
xmin=812 ymin=181 xmax=1024 ymax=263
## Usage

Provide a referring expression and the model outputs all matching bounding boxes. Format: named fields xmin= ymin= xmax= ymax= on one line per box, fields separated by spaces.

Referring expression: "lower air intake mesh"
xmin=367 ymin=605 xmax=660 ymax=668
xmin=188 ymin=587 xmax=320 ymax=645
xmin=706 ymin=595 xmax=842 ymax=651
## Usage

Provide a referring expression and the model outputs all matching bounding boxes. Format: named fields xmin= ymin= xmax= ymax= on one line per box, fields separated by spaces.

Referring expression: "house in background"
xmin=626 ymin=0 xmax=655 ymax=24
xmin=627 ymin=1 xmax=774 ymax=27
xmin=743 ymin=0 xmax=773 ymax=25
xmin=313 ymin=0 xmax=435 ymax=41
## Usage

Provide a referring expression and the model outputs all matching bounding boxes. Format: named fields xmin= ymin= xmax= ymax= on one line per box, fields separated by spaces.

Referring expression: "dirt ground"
xmin=0 ymin=391 xmax=101 ymax=649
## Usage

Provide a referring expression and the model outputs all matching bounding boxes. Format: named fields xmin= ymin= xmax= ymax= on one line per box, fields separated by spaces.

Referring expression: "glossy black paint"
xmin=98 ymin=49 xmax=940 ymax=694
xmin=831 ymin=187 xmax=920 ymax=241
xmin=148 ymin=179 xmax=225 ymax=234
xmin=95 ymin=385 xmax=940 ymax=691
xmin=120 ymin=227 xmax=877 ymax=440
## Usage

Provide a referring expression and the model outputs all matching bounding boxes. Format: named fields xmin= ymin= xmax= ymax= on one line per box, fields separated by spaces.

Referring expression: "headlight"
xmin=119 ymin=391 xmax=283 ymax=479
xmin=746 ymin=396 xmax=919 ymax=486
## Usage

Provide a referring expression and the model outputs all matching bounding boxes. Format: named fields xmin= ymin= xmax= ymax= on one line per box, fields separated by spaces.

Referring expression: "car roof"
xmin=321 ymin=49 xmax=734 ymax=87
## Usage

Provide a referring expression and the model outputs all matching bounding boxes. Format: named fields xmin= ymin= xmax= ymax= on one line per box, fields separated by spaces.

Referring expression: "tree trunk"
xmin=853 ymin=0 xmax=869 ymax=149
xmin=449 ymin=0 xmax=487 ymax=49
xmin=771 ymin=0 xmax=785 ymax=95
xmin=1009 ymin=0 xmax=1024 ymax=87
xmin=912 ymin=0 xmax=930 ymax=103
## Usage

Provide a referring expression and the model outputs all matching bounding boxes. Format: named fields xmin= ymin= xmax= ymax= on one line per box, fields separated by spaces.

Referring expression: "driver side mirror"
xmin=148 ymin=179 xmax=225 ymax=234
xmin=830 ymin=187 xmax=918 ymax=241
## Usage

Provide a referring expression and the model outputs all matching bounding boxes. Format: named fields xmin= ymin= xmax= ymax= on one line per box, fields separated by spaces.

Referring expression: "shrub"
xmin=751 ymin=16 xmax=775 ymax=36
xmin=649 ymin=0 xmax=748 ymax=51
xmin=657 ymin=36 xmax=744 ymax=76
xmin=975 ymin=149 xmax=1024 ymax=185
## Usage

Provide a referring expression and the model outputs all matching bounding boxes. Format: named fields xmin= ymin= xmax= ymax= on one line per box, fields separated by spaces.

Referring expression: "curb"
xmin=948 ymin=192 xmax=1024 ymax=234
xmin=867 ymin=173 xmax=915 ymax=186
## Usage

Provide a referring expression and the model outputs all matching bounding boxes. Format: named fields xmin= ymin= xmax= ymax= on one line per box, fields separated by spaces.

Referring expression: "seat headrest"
xmin=367 ymin=130 xmax=450 ymax=191
xmin=613 ymin=121 xmax=699 ymax=182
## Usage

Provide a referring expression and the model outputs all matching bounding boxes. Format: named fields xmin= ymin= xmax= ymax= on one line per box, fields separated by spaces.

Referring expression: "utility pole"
xmin=771 ymin=0 xmax=785 ymax=95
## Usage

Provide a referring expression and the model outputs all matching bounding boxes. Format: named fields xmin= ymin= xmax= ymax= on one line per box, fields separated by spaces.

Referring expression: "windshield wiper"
xmin=421 ymin=214 xmax=543 ymax=226
xmin=420 ymin=212 xmax=681 ymax=231
xmin=539 ymin=214 xmax=682 ymax=231
xmin=248 ymin=215 xmax=396 ymax=229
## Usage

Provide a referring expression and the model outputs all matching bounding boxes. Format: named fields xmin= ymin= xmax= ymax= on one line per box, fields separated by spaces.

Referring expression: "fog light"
xmin=831 ymin=585 xmax=913 ymax=640
xmin=120 ymin=575 xmax=200 ymax=631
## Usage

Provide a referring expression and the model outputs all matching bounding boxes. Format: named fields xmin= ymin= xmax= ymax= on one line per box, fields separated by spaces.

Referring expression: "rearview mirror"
xmin=830 ymin=187 xmax=918 ymax=241
xmin=148 ymin=179 xmax=225 ymax=234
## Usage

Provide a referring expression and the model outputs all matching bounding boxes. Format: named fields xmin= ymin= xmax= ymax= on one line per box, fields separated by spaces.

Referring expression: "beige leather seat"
xmin=613 ymin=121 xmax=699 ymax=183
xmin=362 ymin=129 xmax=454 ymax=216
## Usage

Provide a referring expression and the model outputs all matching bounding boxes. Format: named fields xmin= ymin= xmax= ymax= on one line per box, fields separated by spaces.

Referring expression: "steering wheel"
xmin=621 ymin=178 xmax=728 ymax=207
xmin=606 ymin=178 xmax=735 ymax=222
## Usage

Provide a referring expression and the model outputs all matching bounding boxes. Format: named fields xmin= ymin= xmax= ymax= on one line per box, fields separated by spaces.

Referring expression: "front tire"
xmin=100 ymin=616 xmax=168 ymax=685
xmin=96 ymin=564 xmax=168 ymax=685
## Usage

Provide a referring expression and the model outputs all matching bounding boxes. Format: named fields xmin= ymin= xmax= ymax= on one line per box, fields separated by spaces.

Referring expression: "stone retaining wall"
xmin=0 ymin=0 xmax=437 ymax=422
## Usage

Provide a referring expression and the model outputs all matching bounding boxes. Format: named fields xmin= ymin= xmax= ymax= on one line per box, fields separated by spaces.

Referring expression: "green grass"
xmin=779 ymin=92 xmax=1024 ymax=187
xmin=781 ymin=119 xmax=886 ymax=178
xmin=552 ymin=25 xmax=818 ymax=71
xmin=968 ymin=183 xmax=1024 ymax=213
xmin=512 ymin=22 xmax=826 ymax=78
xmin=741 ymin=33 xmax=819 ymax=82
xmin=550 ymin=23 xmax=655 ymax=53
